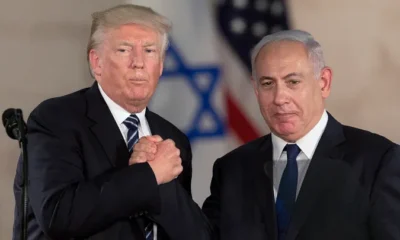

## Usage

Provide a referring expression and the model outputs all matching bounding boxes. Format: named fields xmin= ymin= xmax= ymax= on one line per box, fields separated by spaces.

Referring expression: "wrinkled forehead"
xmin=254 ymin=41 xmax=314 ymax=77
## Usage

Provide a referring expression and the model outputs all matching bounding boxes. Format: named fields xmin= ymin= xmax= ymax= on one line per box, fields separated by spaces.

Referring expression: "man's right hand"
xmin=148 ymin=139 xmax=183 ymax=185
xmin=130 ymin=135 xmax=162 ymax=165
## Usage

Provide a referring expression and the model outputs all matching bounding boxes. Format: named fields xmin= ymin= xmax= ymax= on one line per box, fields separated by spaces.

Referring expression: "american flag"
xmin=216 ymin=0 xmax=290 ymax=144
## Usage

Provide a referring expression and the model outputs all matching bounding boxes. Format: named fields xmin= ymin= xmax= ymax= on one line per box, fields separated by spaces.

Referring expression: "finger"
xmin=163 ymin=139 xmax=176 ymax=147
xmin=158 ymin=139 xmax=178 ymax=153
xmin=133 ymin=141 xmax=157 ymax=154
xmin=146 ymin=152 xmax=155 ymax=161
xmin=164 ymin=146 xmax=181 ymax=159
xmin=162 ymin=149 xmax=179 ymax=160
xmin=174 ymin=164 xmax=183 ymax=176
xmin=138 ymin=151 xmax=151 ymax=162
xmin=130 ymin=152 xmax=148 ymax=164
xmin=176 ymin=157 xmax=182 ymax=167
xmin=146 ymin=135 xmax=163 ymax=143
xmin=138 ymin=136 xmax=151 ymax=143
xmin=154 ymin=140 xmax=170 ymax=154
xmin=170 ymin=157 xmax=182 ymax=168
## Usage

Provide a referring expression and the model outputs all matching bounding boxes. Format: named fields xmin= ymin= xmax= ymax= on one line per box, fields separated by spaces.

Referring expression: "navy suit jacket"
xmin=13 ymin=83 xmax=213 ymax=240
xmin=203 ymin=113 xmax=400 ymax=240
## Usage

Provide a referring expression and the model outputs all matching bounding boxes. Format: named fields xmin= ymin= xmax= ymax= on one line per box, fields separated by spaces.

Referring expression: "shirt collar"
xmin=98 ymin=83 xmax=147 ymax=125
xmin=271 ymin=110 xmax=328 ymax=160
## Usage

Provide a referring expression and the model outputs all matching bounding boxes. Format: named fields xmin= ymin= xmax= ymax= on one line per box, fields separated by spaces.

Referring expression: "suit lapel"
xmin=145 ymin=110 xmax=169 ymax=139
xmin=85 ymin=83 xmax=130 ymax=168
xmin=285 ymin=114 xmax=346 ymax=240
xmin=252 ymin=135 xmax=278 ymax=240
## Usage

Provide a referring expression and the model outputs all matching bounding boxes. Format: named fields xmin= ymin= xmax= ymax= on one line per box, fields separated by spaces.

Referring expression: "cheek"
xmin=104 ymin=58 xmax=125 ymax=77
xmin=290 ymin=89 xmax=310 ymax=109
xmin=257 ymin=93 xmax=274 ymax=115
xmin=148 ymin=62 xmax=162 ymax=82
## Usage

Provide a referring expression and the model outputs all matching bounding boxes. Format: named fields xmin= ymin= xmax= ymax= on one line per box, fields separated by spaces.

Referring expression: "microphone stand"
xmin=15 ymin=109 xmax=28 ymax=240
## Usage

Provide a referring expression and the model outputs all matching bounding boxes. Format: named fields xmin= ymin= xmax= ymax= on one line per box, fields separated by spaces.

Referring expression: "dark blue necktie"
xmin=123 ymin=115 xmax=153 ymax=239
xmin=276 ymin=144 xmax=301 ymax=240
xmin=123 ymin=114 xmax=140 ymax=153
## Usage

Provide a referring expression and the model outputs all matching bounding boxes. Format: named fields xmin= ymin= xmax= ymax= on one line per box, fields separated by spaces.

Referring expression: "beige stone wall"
xmin=288 ymin=0 xmax=400 ymax=143
xmin=0 ymin=0 xmax=399 ymax=238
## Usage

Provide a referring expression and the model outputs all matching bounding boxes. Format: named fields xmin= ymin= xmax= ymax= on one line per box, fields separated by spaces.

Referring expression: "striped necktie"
xmin=123 ymin=114 xmax=153 ymax=239
xmin=123 ymin=114 xmax=140 ymax=152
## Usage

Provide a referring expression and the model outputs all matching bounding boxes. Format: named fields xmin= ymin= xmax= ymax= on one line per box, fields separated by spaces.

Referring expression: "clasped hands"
xmin=129 ymin=135 xmax=182 ymax=185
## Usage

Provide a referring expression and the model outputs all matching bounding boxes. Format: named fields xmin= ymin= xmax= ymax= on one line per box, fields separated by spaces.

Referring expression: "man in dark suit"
xmin=13 ymin=4 xmax=212 ymax=240
xmin=202 ymin=30 xmax=400 ymax=240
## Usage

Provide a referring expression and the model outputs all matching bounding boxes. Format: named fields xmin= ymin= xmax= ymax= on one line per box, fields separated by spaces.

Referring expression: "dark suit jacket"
xmin=13 ymin=83 xmax=213 ymax=240
xmin=202 ymin=113 xmax=400 ymax=240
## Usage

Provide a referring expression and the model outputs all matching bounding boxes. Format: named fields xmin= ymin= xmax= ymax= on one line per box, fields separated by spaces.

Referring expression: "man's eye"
xmin=262 ymin=81 xmax=273 ymax=86
xmin=289 ymin=80 xmax=300 ymax=85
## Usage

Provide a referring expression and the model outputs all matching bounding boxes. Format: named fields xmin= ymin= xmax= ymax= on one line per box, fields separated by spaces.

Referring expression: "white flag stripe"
xmin=217 ymin=36 xmax=269 ymax=135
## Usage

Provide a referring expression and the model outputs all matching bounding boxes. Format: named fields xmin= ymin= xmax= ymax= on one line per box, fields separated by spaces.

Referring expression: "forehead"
xmin=105 ymin=23 xmax=160 ymax=44
xmin=255 ymin=41 xmax=310 ymax=70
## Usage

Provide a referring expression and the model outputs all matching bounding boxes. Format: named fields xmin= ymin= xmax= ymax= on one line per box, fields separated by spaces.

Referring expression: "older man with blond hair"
xmin=13 ymin=4 xmax=213 ymax=240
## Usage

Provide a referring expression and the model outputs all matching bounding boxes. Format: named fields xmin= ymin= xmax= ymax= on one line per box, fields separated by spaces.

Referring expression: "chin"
xmin=275 ymin=123 xmax=298 ymax=136
xmin=127 ymin=95 xmax=148 ymax=103
xmin=126 ymin=87 xmax=151 ymax=97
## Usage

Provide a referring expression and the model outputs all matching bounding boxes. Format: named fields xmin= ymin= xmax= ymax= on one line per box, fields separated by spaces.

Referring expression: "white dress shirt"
xmin=98 ymin=84 xmax=151 ymax=139
xmin=98 ymin=83 xmax=158 ymax=239
xmin=272 ymin=110 xmax=328 ymax=201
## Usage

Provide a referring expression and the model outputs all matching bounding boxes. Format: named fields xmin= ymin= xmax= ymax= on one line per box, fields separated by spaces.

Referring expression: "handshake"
xmin=129 ymin=135 xmax=183 ymax=185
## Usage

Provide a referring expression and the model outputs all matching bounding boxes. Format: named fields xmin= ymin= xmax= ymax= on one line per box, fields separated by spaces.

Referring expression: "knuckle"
xmin=144 ymin=144 xmax=151 ymax=151
xmin=177 ymin=165 xmax=183 ymax=173
xmin=166 ymin=139 xmax=175 ymax=146
xmin=154 ymin=134 xmax=161 ymax=139
xmin=131 ymin=151 xmax=137 ymax=157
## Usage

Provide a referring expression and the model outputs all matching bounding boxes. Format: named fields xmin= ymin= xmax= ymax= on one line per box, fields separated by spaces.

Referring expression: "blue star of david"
xmin=158 ymin=40 xmax=225 ymax=142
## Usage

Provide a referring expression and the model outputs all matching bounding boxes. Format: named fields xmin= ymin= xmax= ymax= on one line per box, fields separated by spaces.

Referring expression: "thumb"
xmin=146 ymin=135 xmax=163 ymax=143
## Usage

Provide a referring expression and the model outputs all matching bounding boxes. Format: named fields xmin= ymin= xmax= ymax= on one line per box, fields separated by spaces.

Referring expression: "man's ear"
xmin=251 ymin=76 xmax=259 ymax=97
xmin=319 ymin=67 xmax=332 ymax=99
xmin=89 ymin=49 xmax=102 ymax=77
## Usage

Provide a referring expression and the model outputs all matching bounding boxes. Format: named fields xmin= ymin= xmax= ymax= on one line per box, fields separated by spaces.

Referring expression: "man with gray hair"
xmin=202 ymin=30 xmax=400 ymax=239
xmin=13 ymin=4 xmax=213 ymax=240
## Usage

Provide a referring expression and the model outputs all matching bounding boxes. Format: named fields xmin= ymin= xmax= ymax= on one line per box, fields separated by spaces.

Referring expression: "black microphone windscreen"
xmin=2 ymin=108 xmax=20 ymax=140
xmin=2 ymin=108 xmax=15 ymax=127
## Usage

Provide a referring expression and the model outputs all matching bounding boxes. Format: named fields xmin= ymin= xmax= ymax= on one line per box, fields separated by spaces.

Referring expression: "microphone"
xmin=2 ymin=108 xmax=26 ymax=140
xmin=2 ymin=108 xmax=29 ymax=240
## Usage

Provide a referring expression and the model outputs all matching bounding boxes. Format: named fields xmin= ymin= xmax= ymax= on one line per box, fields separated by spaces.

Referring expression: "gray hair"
xmin=250 ymin=29 xmax=325 ymax=80
xmin=87 ymin=4 xmax=172 ymax=75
